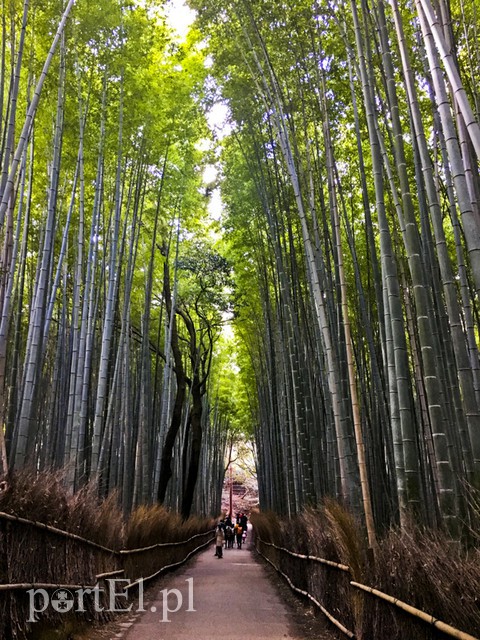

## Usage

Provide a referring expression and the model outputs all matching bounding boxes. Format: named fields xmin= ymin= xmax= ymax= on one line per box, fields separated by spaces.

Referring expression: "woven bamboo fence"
xmin=0 ymin=511 xmax=214 ymax=638
xmin=255 ymin=535 xmax=479 ymax=640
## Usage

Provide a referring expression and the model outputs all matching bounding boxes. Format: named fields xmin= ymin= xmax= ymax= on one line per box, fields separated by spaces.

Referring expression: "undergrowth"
xmin=251 ymin=503 xmax=480 ymax=640
xmin=0 ymin=470 xmax=124 ymax=549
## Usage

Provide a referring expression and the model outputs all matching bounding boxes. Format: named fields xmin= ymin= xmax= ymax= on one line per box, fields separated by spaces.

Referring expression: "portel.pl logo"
xmin=26 ymin=578 xmax=195 ymax=623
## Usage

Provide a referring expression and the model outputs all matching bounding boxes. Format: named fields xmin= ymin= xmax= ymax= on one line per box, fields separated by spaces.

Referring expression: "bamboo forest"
xmin=1 ymin=0 xmax=480 ymax=636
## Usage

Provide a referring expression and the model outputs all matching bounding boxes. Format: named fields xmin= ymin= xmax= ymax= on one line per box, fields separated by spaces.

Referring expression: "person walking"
xmin=225 ymin=524 xmax=235 ymax=548
xmin=234 ymin=522 xmax=243 ymax=549
xmin=240 ymin=513 xmax=248 ymax=540
xmin=215 ymin=523 xmax=225 ymax=558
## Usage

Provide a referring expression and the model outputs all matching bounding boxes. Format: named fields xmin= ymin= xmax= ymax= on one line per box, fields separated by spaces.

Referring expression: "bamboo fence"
xmin=255 ymin=535 xmax=479 ymax=640
xmin=0 ymin=511 xmax=215 ymax=638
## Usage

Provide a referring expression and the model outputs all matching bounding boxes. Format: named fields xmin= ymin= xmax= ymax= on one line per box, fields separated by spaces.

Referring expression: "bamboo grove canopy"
xmin=189 ymin=0 xmax=480 ymax=541
xmin=0 ymin=0 xmax=480 ymax=543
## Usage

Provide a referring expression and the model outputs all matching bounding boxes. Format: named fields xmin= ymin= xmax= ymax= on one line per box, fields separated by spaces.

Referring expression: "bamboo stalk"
xmin=350 ymin=581 xmax=479 ymax=640
xmin=257 ymin=536 xmax=350 ymax=571
xmin=0 ymin=0 xmax=76 ymax=228
xmin=95 ymin=569 xmax=125 ymax=580
xmin=417 ymin=0 xmax=480 ymax=159
xmin=0 ymin=511 xmax=118 ymax=553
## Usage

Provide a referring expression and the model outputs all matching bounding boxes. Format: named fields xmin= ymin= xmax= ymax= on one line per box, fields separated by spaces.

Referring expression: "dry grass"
xmin=126 ymin=504 xmax=182 ymax=548
xmin=125 ymin=504 xmax=212 ymax=549
xmin=251 ymin=502 xmax=480 ymax=640
xmin=0 ymin=470 xmax=124 ymax=548
xmin=123 ymin=504 xmax=214 ymax=580
xmin=370 ymin=523 xmax=480 ymax=638
xmin=249 ymin=510 xmax=282 ymax=544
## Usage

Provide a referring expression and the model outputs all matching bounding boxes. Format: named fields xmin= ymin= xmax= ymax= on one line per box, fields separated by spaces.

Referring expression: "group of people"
xmin=214 ymin=513 xmax=248 ymax=558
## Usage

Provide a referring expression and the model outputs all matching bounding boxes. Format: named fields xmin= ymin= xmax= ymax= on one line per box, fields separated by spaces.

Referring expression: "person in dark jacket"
xmin=240 ymin=513 xmax=248 ymax=533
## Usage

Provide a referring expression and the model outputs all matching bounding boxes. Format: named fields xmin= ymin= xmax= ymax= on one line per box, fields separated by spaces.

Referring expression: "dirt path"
xmin=96 ymin=536 xmax=338 ymax=640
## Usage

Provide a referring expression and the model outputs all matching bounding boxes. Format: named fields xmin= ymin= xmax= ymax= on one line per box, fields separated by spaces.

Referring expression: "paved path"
xmin=118 ymin=539 xmax=305 ymax=640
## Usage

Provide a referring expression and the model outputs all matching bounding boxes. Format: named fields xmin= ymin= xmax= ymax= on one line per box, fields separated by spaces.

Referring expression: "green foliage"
xmin=177 ymin=240 xmax=233 ymax=314
xmin=209 ymin=327 xmax=256 ymax=439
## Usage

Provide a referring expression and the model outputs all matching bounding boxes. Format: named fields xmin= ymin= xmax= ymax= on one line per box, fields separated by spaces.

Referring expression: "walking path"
xmin=113 ymin=537 xmax=308 ymax=640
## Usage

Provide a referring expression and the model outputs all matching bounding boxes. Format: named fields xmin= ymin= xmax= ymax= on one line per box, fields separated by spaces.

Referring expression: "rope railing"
xmin=255 ymin=535 xmax=480 ymax=640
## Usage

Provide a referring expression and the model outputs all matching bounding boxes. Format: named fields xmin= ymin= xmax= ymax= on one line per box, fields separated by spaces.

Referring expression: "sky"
xmin=164 ymin=0 xmax=232 ymax=222
xmin=164 ymin=0 xmax=196 ymax=40
xmin=164 ymin=0 xmax=233 ymax=138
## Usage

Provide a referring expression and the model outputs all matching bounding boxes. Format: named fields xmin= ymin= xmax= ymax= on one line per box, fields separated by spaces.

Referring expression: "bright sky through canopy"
xmin=165 ymin=0 xmax=196 ymax=39
xmin=164 ymin=1 xmax=230 ymax=224
xmin=164 ymin=0 xmax=233 ymax=139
